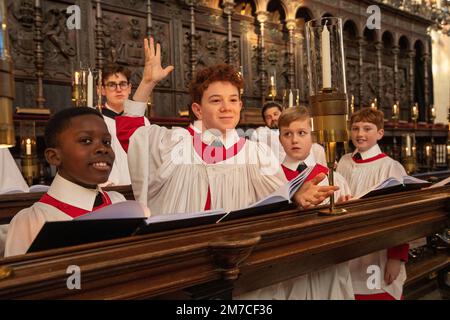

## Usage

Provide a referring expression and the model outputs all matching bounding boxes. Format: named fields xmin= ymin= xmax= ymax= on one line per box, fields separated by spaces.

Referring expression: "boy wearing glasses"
xmin=100 ymin=65 xmax=148 ymax=186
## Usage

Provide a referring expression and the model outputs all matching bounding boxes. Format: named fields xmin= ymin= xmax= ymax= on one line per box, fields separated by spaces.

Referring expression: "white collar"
xmin=354 ymin=144 xmax=382 ymax=160
xmin=47 ymin=173 xmax=104 ymax=211
xmin=191 ymin=120 xmax=240 ymax=148
xmin=282 ymin=152 xmax=316 ymax=171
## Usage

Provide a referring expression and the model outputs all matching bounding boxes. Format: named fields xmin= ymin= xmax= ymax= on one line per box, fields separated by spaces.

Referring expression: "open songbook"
xmin=428 ymin=175 xmax=450 ymax=188
xmin=0 ymin=184 xmax=49 ymax=195
xmin=28 ymin=167 xmax=315 ymax=253
xmin=28 ymin=201 xmax=149 ymax=253
xmin=358 ymin=175 xmax=431 ymax=199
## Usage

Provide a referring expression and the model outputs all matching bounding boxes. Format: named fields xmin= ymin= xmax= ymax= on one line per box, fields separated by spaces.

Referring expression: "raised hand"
xmin=142 ymin=38 xmax=174 ymax=85
xmin=133 ymin=38 xmax=174 ymax=103
xmin=293 ymin=173 xmax=339 ymax=209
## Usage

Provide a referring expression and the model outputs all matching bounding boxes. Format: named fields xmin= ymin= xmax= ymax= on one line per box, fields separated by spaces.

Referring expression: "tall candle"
xmin=406 ymin=135 xmax=411 ymax=156
xmin=87 ymin=70 xmax=94 ymax=108
xmin=412 ymin=105 xmax=418 ymax=118
xmin=426 ymin=145 xmax=431 ymax=157
xmin=288 ymin=90 xmax=293 ymax=108
xmin=26 ymin=139 xmax=31 ymax=156
xmin=321 ymin=22 xmax=332 ymax=89
xmin=97 ymin=70 xmax=102 ymax=109
xmin=270 ymin=75 xmax=275 ymax=86
xmin=74 ymin=71 xmax=80 ymax=85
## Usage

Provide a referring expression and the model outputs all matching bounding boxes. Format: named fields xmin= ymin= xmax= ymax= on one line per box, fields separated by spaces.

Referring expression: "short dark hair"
xmin=45 ymin=107 xmax=104 ymax=148
xmin=261 ymin=101 xmax=283 ymax=120
xmin=101 ymin=64 xmax=132 ymax=85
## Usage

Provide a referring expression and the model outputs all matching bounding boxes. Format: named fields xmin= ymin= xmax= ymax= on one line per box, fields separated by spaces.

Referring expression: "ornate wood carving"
xmin=393 ymin=45 xmax=399 ymax=103
xmin=146 ymin=0 xmax=152 ymax=39
xmin=95 ymin=0 xmax=104 ymax=70
xmin=5 ymin=0 xmax=435 ymax=119
xmin=34 ymin=0 xmax=45 ymax=108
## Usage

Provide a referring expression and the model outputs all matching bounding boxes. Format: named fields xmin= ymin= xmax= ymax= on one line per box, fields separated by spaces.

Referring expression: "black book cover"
xmin=360 ymin=182 xmax=431 ymax=199
xmin=27 ymin=218 xmax=146 ymax=253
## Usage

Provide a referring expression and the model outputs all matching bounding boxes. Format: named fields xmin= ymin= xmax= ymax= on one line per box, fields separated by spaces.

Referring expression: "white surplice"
xmin=4 ymin=174 xmax=126 ymax=257
xmin=0 ymin=148 xmax=29 ymax=258
xmin=123 ymin=100 xmax=287 ymax=216
xmin=101 ymin=104 xmax=150 ymax=186
xmin=336 ymin=144 xmax=408 ymax=299
xmin=236 ymin=152 xmax=354 ymax=300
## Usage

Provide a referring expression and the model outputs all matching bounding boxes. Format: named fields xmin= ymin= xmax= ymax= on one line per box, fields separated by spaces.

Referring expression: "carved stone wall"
xmin=7 ymin=0 xmax=434 ymax=118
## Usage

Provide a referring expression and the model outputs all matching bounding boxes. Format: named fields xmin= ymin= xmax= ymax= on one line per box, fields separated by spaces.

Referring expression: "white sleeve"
xmin=127 ymin=125 xmax=174 ymax=207
xmin=0 ymin=149 xmax=29 ymax=193
xmin=124 ymin=99 xmax=148 ymax=117
xmin=4 ymin=207 xmax=48 ymax=257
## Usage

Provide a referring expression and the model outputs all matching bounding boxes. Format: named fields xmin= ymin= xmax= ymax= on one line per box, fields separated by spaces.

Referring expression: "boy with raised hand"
xmin=5 ymin=107 xmax=130 ymax=257
xmin=336 ymin=107 xmax=409 ymax=300
xmin=116 ymin=38 xmax=338 ymax=217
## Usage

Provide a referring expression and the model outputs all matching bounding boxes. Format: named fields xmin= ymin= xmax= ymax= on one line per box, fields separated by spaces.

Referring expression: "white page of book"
xmin=145 ymin=209 xmax=226 ymax=224
xmin=76 ymin=200 xmax=149 ymax=221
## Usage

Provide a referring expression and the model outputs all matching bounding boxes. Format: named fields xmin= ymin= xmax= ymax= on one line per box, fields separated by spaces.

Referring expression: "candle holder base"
xmin=318 ymin=207 xmax=347 ymax=216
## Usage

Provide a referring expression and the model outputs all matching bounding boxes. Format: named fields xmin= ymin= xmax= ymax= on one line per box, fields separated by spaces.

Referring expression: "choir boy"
xmin=238 ymin=107 xmax=354 ymax=300
xmin=336 ymin=107 xmax=409 ymax=300
xmin=116 ymin=38 xmax=338 ymax=218
xmin=4 ymin=107 xmax=139 ymax=257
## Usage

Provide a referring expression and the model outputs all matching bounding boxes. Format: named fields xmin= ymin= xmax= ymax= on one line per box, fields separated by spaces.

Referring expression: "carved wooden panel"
xmin=346 ymin=59 xmax=359 ymax=105
xmin=361 ymin=63 xmax=377 ymax=106
xmin=5 ymin=0 xmax=434 ymax=118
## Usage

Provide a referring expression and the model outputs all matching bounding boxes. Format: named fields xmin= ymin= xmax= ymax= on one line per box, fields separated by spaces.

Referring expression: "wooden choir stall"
xmin=0 ymin=186 xmax=448 ymax=300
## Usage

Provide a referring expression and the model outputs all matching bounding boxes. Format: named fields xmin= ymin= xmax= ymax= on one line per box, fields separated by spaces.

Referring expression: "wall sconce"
xmin=20 ymin=120 xmax=39 ymax=185
xmin=402 ymin=133 xmax=417 ymax=174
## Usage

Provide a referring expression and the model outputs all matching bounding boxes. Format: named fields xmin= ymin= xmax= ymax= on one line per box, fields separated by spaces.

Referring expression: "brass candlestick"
xmin=20 ymin=121 xmax=39 ymax=185
xmin=371 ymin=98 xmax=378 ymax=110
xmin=269 ymin=84 xmax=277 ymax=101
xmin=306 ymin=17 xmax=348 ymax=216
xmin=402 ymin=133 xmax=416 ymax=174
xmin=349 ymin=95 xmax=355 ymax=115
xmin=392 ymin=101 xmax=399 ymax=127
xmin=429 ymin=105 xmax=436 ymax=124
xmin=411 ymin=102 xmax=419 ymax=128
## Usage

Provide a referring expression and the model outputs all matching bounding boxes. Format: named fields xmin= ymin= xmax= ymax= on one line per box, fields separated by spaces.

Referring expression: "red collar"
xmin=39 ymin=192 xmax=112 ymax=218
xmin=186 ymin=126 xmax=246 ymax=164
xmin=352 ymin=153 xmax=387 ymax=163
xmin=281 ymin=163 xmax=329 ymax=182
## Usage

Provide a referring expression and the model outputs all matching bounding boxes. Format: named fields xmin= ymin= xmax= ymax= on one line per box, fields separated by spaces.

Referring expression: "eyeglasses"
xmin=104 ymin=81 xmax=130 ymax=91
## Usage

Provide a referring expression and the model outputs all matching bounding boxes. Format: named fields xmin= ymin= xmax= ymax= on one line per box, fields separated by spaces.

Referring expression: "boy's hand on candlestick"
xmin=133 ymin=38 xmax=174 ymax=103
xmin=293 ymin=173 xmax=339 ymax=209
